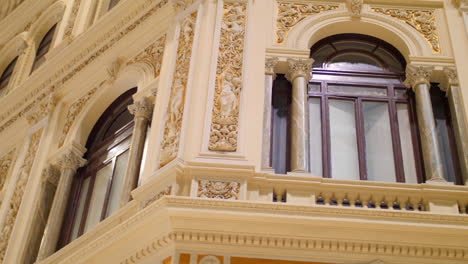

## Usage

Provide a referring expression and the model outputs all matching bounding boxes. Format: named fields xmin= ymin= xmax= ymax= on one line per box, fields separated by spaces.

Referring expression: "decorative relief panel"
xmin=0 ymin=128 xmax=43 ymax=262
xmin=0 ymin=150 xmax=15 ymax=193
xmin=59 ymin=87 xmax=98 ymax=147
xmin=159 ymin=12 xmax=198 ymax=167
xmin=208 ymin=2 xmax=247 ymax=152
xmin=372 ymin=7 xmax=440 ymax=53
xmin=197 ymin=180 xmax=240 ymax=200
xmin=127 ymin=34 xmax=167 ymax=78
xmin=276 ymin=2 xmax=339 ymax=44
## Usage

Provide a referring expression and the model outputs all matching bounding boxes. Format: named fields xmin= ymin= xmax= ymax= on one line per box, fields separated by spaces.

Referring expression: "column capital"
xmin=443 ymin=67 xmax=459 ymax=86
xmin=54 ymin=149 xmax=86 ymax=171
xmin=265 ymin=57 xmax=279 ymax=76
xmin=286 ymin=58 xmax=314 ymax=82
xmin=128 ymin=97 xmax=153 ymax=120
xmin=404 ymin=65 xmax=433 ymax=88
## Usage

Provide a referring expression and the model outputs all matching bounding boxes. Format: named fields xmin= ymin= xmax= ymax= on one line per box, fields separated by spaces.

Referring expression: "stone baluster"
xmin=119 ymin=97 xmax=153 ymax=206
xmin=404 ymin=65 xmax=446 ymax=183
xmin=36 ymin=150 xmax=86 ymax=261
xmin=286 ymin=58 xmax=314 ymax=172
xmin=261 ymin=57 xmax=279 ymax=171
xmin=443 ymin=67 xmax=468 ymax=184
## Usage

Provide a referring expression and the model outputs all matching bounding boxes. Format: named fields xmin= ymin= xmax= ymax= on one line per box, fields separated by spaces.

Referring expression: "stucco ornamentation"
xmin=348 ymin=0 xmax=363 ymax=16
xmin=128 ymin=97 xmax=153 ymax=120
xmin=25 ymin=90 xmax=58 ymax=125
xmin=59 ymin=87 xmax=98 ymax=147
xmin=276 ymin=2 xmax=339 ymax=44
xmin=0 ymin=150 xmax=15 ymax=192
xmin=55 ymin=150 xmax=87 ymax=171
xmin=107 ymin=57 xmax=128 ymax=83
xmin=0 ymin=128 xmax=42 ymax=262
xmin=371 ymin=8 xmax=440 ymax=53
xmin=63 ymin=0 xmax=83 ymax=42
xmin=127 ymin=34 xmax=166 ymax=78
xmin=197 ymin=180 xmax=240 ymax=200
xmin=200 ymin=256 xmax=221 ymax=264
xmin=443 ymin=67 xmax=459 ymax=87
xmin=286 ymin=58 xmax=313 ymax=81
xmin=404 ymin=65 xmax=433 ymax=88
xmin=159 ymin=12 xmax=197 ymax=167
xmin=208 ymin=2 xmax=247 ymax=152
xmin=143 ymin=185 xmax=172 ymax=207
xmin=265 ymin=57 xmax=279 ymax=75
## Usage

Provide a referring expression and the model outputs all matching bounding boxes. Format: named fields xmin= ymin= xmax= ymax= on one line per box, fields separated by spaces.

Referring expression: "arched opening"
xmin=31 ymin=24 xmax=57 ymax=72
xmin=0 ymin=57 xmax=18 ymax=93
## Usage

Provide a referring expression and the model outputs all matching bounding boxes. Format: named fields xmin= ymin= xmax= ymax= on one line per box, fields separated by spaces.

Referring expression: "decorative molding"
xmin=197 ymin=180 xmax=240 ymax=200
xmin=128 ymin=97 xmax=153 ymax=120
xmin=25 ymin=89 xmax=58 ymax=125
xmin=208 ymin=2 xmax=247 ymax=152
xmin=0 ymin=149 xmax=15 ymax=192
xmin=58 ymin=86 xmax=99 ymax=148
xmin=276 ymin=2 xmax=339 ymax=44
xmin=199 ymin=256 xmax=221 ymax=264
xmin=404 ymin=65 xmax=433 ymax=88
xmin=265 ymin=57 xmax=279 ymax=75
xmin=143 ymin=185 xmax=172 ymax=208
xmin=159 ymin=12 xmax=198 ymax=167
xmin=63 ymin=0 xmax=83 ymax=42
xmin=347 ymin=0 xmax=363 ymax=17
xmin=0 ymin=128 xmax=43 ymax=262
xmin=127 ymin=34 xmax=167 ymax=78
xmin=286 ymin=58 xmax=313 ymax=81
xmin=371 ymin=7 xmax=440 ymax=53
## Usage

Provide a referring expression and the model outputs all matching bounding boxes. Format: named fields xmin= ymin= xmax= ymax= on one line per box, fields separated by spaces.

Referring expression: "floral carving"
xmin=0 ymin=129 xmax=42 ymax=262
xmin=59 ymin=87 xmax=98 ymax=147
xmin=0 ymin=150 xmax=15 ymax=192
xmin=443 ymin=67 xmax=459 ymax=87
xmin=197 ymin=180 xmax=240 ymax=200
xmin=372 ymin=8 xmax=440 ymax=53
xmin=127 ymin=35 xmax=166 ymax=78
xmin=276 ymin=2 xmax=339 ymax=44
xmin=208 ymin=2 xmax=247 ymax=152
xmin=348 ymin=0 xmax=363 ymax=16
xmin=159 ymin=12 xmax=197 ymax=167
xmin=404 ymin=65 xmax=433 ymax=88
xmin=144 ymin=185 xmax=172 ymax=207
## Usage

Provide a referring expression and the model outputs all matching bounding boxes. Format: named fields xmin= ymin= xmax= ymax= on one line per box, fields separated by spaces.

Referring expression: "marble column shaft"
xmin=36 ymin=151 xmax=86 ymax=261
xmin=287 ymin=58 xmax=313 ymax=173
xmin=119 ymin=97 xmax=153 ymax=207
xmin=261 ymin=57 xmax=278 ymax=171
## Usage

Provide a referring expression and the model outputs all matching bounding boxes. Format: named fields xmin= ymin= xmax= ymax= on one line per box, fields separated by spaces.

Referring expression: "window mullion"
xmin=388 ymin=99 xmax=406 ymax=182
xmin=355 ymin=98 xmax=368 ymax=180
xmin=100 ymin=157 xmax=117 ymax=221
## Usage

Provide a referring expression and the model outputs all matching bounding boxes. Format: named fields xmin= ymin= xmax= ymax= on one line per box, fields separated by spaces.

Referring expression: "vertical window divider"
xmin=388 ymin=91 xmax=406 ymax=182
xmin=323 ymin=94 xmax=332 ymax=178
xmin=355 ymin=98 xmax=368 ymax=181
xmin=78 ymin=171 xmax=96 ymax=237
xmin=100 ymin=157 xmax=117 ymax=221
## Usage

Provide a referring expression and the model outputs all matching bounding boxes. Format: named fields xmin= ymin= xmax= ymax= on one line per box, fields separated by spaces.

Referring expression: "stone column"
xmin=405 ymin=65 xmax=446 ymax=183
xmin=261 ymin=57 xmax=279 ymax=171
xmin=119 ymin=97 xmax=153 ymax=206
xmin=286 ymin=58 xmax=313 ymax=173
xmin=443 ymin=67 xmax=468 ymax=184
xmin=36 ymin=150 xmax=86 ymax=261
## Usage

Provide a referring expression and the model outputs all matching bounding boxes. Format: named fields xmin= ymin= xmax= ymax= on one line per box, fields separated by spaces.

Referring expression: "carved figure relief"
xmin=276 ymin=2 xmax=339 ymax=44
xmin=159 ymin=12 xmax=197 ymax=167
xmin=197 ymin=180 xmax=240 ymax=200
xmin=208 ymin=2 xmax=247 ymax=152
xmin=372 ymin=8 xmax=440 ymax=53
xmin=127 ymin=35 xmax=166 ymax=78
xmin=0 ymin=128 xmax=43 ymax=262
xmin=0 ymin=150 xmax=15 ymax=193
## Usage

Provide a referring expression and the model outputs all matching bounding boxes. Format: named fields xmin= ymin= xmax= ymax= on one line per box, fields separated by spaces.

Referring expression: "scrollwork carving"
xmin=208 ymin=2 xmax=247 ymax=152
xmin=404 ymin=65 xmax=433 ymax=88
xmin=127 ymin=35 xmax=166 ymax=78
xmin=372 ymin=7 xmax=440 ymax=53
xmin=197 ymin=180 xmax=240 ymax=200
xmin=276 ymin=2 xmax=339 ymax=44
xmin=159 ymin=12 xmax=198 ymax=167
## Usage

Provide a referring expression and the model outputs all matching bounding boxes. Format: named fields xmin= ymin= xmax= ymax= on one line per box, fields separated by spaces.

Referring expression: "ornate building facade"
xmin=0 ymin=0 xmax=467 ymax=263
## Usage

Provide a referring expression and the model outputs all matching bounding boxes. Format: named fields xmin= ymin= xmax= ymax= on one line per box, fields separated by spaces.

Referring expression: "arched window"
xmin=272 ymin=34 xmax=426 ymax=183
xmin=59 ymin=88 xmax=137 ymax=246
xmin=0 ymin=57 xmax=18 ymax=92
xmin=31 ymin=24 xmax=57 ymax=72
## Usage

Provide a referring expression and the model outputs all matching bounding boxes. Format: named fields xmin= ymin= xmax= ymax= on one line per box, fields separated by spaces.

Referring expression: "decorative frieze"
xmin=371 ymin=7 xmax=440 ymax=53
xmin=0 ymin=128 xmax=43 ymax=262
xmin=208 ymin=2 xmax=247 ymax=152
xmin=127 ymin=35 xmax=167 ymax=78
xmin=197 ymin=180 xmax=240 ymax=200
xmin=276 ymin=2 xmax=339 ymax=44
xmin=0 ymin=150 xmax=15 ymax=192
xmin=159 ymin=12 xmax=198 ymax=167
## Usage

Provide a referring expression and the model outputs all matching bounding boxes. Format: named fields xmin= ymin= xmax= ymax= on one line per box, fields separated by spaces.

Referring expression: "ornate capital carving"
xmin=443 ymin=67 xmax=459 ymax=86
xmin=265 ymin=57 xmax=279 ymax=75
xmin=197 ymin=180 xmax=240 ymax=200
xmin=348 ymin=0 xmax=363 ymax=17
xmin=404 ymin=65 xmax=433 ymax=88
xmin=286 ymin=58 xmax=314 ymax=81
xmin=128 ymin=97 xmax=153 ymax=120
xmin=55 ymin=150 xmax=86 ymax=172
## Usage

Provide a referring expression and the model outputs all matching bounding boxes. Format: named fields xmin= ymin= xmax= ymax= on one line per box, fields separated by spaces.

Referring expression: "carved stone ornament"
xmin=128 ymin=97 xmax=153 ymax=120
xmin=25 ymin=89 xmax=58 ymax=125
xmin=276 ymin=2 xmax=339 ymax=44
xmin=286 ymin=58 xmax=314 ymax=81
xmin=170 ymin=0 xmax=195 ymax=12
xmin=404 ymin=65 xmax=433 ymax=88
xmin=372 ymin=8 xmax=440 ymax=53
xmin=197 ymin=180 xmax=240 ymax=200
xmin=55 ymin=150 xmax=86 ymax=171
xmin=63 ymin=0 xmax=82 ymax=42
xmin=348 ymin=0 xmax=363 ymax=17
xmin=0 ymin=149 xmax=15 ymax=192
xmin=159 ymin=12 xmax=198 ymax=167
xmin=199 ymin=256 xmax=221 ymax=264
xmin=107 ymin=57 xmax=127 ymax=83
xmin=208 ymin=2 xmax=247 ymax=152
xmin=265 ymin=57 xmax=279 ymax=75
xmin=443 ymin=67 xmax=459 ymax=87
xmin=127 ymin=34 xmax=166 ymax=78
xmin=143 ymin=185 xmax=172 ymax=208
xmin=0 ymin=128 xmax=42 ymax=262
xmin=41 ymin=164 xmax=60 ymax=187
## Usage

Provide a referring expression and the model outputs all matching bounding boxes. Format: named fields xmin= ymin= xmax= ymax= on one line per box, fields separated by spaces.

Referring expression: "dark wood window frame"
xmin=31 ymin=24 xmax=57 ymax=72
xmin=0 ymin=57 xmax=18 ymax=91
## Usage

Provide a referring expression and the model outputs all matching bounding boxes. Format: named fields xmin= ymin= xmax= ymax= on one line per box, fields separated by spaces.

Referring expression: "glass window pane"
xmin=397 ymin=104 xmax=418 ymax=183
xmin=308 ymin=83 xmax=321 ymax=93
xmin=71 ymin=177 xmax=90 ymax=240
xmin=433 ymin=103 xmax=458 ymax=183
xmin=84 ymin=163 xmax=113 ymax=232
xmin=308 ymin=98 xmax=322 ymax=176
xmin=106 ymin=150 xmax=130 ymax=217
xmin=328 ymin=84 xmax=387 ymax=97
xmin=329 ymin=99 xmax=359 ymax=180
xmin=363 ymin=102 xmax=396 ymax=182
